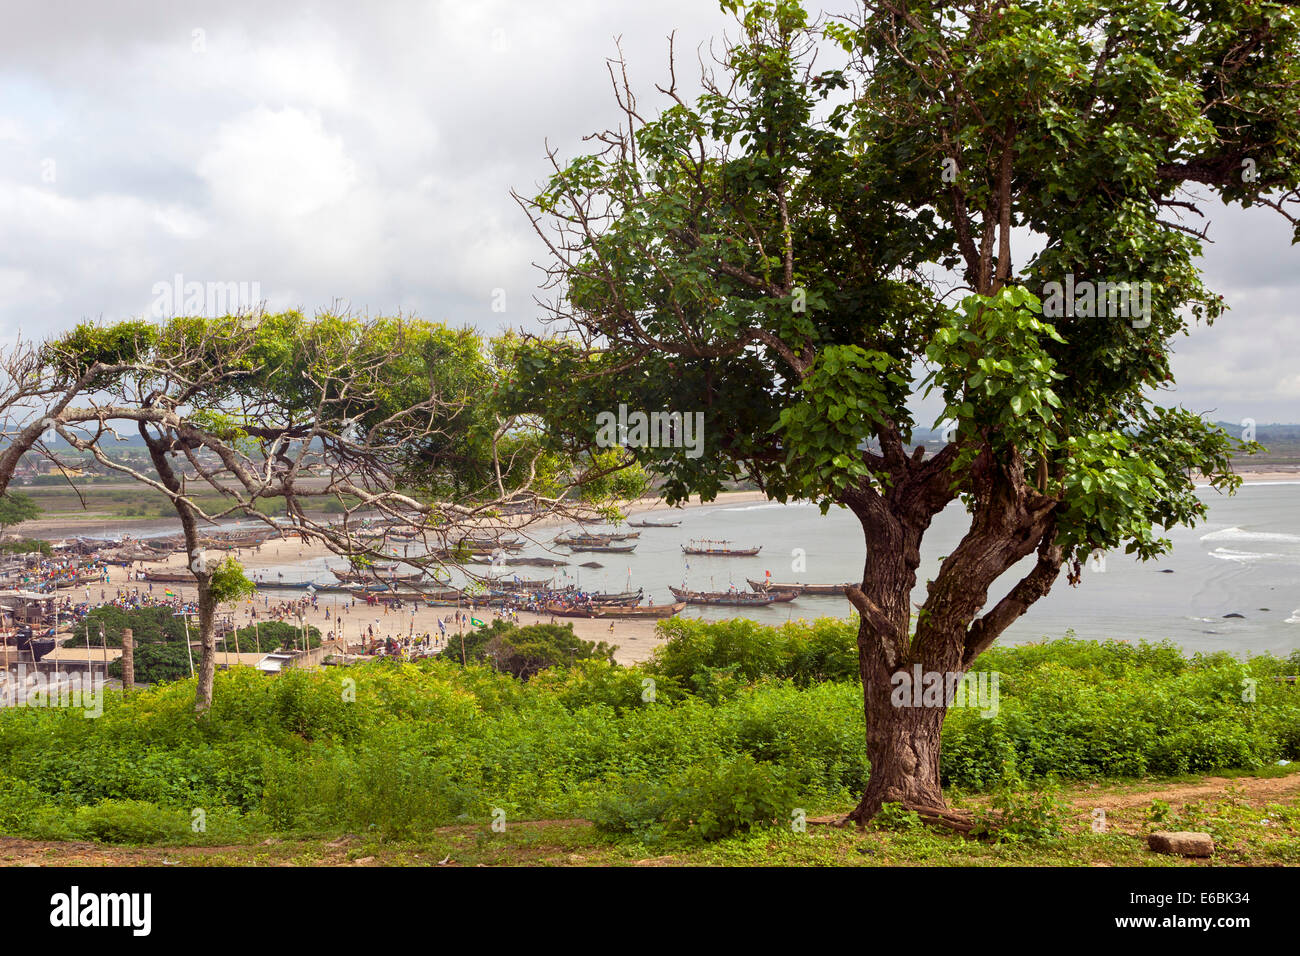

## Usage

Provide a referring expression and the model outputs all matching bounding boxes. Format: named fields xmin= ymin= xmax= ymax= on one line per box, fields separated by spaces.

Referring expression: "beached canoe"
xmin=545 ymin=601 xmax=685 ymax=619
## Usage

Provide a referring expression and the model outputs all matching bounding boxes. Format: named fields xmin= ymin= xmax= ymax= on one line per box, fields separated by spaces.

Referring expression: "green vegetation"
xmin=14 ymin=482 xmax=358 ymax=523
xmin=106 ymin=644 xmax=193 ymax=685
xmin=440 ymin=620 xmax=616 ymax=677
xmin=517 ymin=0 xmax=1300 ymax=820
xmin=74 ymin=604 xmax=321 ymax=659
xmin=73 ymin=605 xmax=188 ymax=647
xmin=0 ymin=490 xmax=41 ymax=533
xmin=0 ymin=537 xmax=51 ymax=556
xmin=0 ymin=617 xmax=1296 ymax=856
xmin=231 ymin=620 xmax=322 ymax=653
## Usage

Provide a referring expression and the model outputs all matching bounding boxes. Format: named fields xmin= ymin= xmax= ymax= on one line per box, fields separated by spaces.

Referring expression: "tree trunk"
xmin=121 ymin=627 xmax=134 ymax=692
xmin=847 ymin=658 xmax=951 ymax=822
xmin=194 ymin=582 xmax=219 ymax=715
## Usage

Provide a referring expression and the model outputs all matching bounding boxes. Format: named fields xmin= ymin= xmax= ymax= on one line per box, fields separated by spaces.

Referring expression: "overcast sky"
xmin=1 ymin=0 xmax=1295 ymax=424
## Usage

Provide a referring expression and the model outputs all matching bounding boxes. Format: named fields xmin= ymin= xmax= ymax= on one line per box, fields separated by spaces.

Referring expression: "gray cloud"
xmin=0 ymin=0 xmax=1295 ymax=423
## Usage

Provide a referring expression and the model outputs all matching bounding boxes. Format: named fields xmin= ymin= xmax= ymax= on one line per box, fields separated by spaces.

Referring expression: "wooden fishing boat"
xmin=544 ymin=601 xmax=605 ymax=618
xmin=602 ymin=601 xmax=685 ymax=618
xmin=586 ymin=588 xmax=644 ymax=606
xmin=681 ymin=539 xmax=761 ymax=557
xmin=331 ymin=567 xmax=424 ymax=584
xmin=504 ymin=556 xmax=568 ymax=567
xmin=567 ymin=543 xmax=637 ymax=553
xmin=250 ymin=578 xmax=330 ymax=591
xmin=603 ymin=531 xmax=641 ymax=540
xmin=747 ymin=578 xmax=803 ymax=594
xmin=142 ymin=570 xmax=197 ymax=583
xmin=628 ymin=519 xmax=682 ymax=528
xmin=545 ymin=601 xmax=685 ymax=619
xmin=348 ymin=587 xmax=464 ymax=603
xmin=52 ymin=570 xmax=105 ymax=589
xmin=747 ymin=579 xmax=850 ymax=596
xmin=553 ymin=533 xmax=612 ymax=547
xmin=491 ymin=577 xmax=555 ymax=590
xmin=453 ymin=535 xmax=523 ymax=550
xmin=668 ymin=586 xmax=780 ymax=606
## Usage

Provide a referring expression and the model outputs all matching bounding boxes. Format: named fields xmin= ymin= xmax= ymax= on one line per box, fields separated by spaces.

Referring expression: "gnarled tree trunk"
xmin=842 ymin=450 xmax=1063 ymax=827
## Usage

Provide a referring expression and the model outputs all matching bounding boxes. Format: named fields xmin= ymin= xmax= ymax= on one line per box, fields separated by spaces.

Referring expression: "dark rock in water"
xmin=1260 ymin=608 xmax=1271 ymax=612
xmin=580 ymin=562 xmax=604 ymax=569
xmin=1222 ymin=612 xmax=1245 ymax=619
xmin=1158 ymin=569 xmax=1175 ymax=573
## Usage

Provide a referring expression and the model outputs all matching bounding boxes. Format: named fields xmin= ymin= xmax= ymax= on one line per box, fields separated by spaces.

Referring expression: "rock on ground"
xmin=1147 ymin=830 xmax=1215 ymax=857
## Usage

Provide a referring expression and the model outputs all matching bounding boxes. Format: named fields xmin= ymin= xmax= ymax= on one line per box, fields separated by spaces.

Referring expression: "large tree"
xmin=0 ymin=312 xmax=640 ymax=712
xmin=519 ymin=0 xmax=1300 ymax=823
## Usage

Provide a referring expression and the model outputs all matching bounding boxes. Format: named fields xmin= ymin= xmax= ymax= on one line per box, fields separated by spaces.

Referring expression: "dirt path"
xmin=1066 ymin=773 xmax=1300 ymax=810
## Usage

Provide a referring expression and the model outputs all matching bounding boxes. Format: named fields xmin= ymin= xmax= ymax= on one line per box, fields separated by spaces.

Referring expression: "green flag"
xmin=470 ymin=617 xmax=485 ymax=628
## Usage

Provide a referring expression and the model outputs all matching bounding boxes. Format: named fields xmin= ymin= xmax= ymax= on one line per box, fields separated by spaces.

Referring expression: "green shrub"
xmin=971 ymin=767 xmax=1067 ymax=844
xmin=594 ymin=754 xmax=797 ymax=842
xmin=73 ymin=800 xmax=192 ymax=844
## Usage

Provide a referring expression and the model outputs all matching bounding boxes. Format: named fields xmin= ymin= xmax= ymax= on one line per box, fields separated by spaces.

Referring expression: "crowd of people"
xmin=2 ymin=558 xmax=113 ymax=594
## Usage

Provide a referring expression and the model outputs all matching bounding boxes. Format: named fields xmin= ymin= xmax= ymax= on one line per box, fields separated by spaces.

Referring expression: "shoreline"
xmin=15 ymin=467 xmax=1300 ymax=542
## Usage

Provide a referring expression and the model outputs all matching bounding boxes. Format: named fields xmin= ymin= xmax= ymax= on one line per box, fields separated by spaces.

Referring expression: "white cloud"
xmin=197 ymin=107 xmax=357 ymax=221
xmin=0 ymin=0 xmax=1293 ymax=421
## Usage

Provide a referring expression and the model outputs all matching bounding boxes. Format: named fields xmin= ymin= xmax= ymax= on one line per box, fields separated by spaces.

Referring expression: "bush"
xmin=73 ymin=605 xmax=186 ymax=646
xmin=234 ymin=620 xmax=322 ymax=652
xmin=107 ymin=643 xmax=193 ymax=684
xmin=0 ymin=538 xmax=51 ymax=556
xmin=73 ymin=800 xmax=192 ymax=844
xmin=971 ymin=767 xmax=1067 ymax=844
xmin=0 ymin=624 xmax=1296 ymax=846
xmin=593 ymin=754 xmax=797 ymax=842
xmin=442 ymin=620 xmax=615 ymax=678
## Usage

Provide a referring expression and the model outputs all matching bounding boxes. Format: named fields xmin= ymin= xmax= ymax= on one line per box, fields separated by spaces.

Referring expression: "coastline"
xmin=18 ymin=466 xmax=1299 ymax=542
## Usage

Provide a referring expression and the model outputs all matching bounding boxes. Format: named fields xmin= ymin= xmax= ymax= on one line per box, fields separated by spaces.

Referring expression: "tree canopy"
xmin=519 ymin=0 xmax=1300 ymax=820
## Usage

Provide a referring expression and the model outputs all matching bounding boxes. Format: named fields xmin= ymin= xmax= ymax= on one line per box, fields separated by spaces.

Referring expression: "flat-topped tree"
xmin=0 ymin=312 xmax=640 ymax=713
xmin=518 ymin=0 xmax=1298 ymax=823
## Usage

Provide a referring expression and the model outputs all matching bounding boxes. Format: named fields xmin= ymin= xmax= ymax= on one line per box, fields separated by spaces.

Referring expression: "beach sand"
xmin=105 ymin=530 xmax=672 ymax=666
xmin=39 ymin=470 xmax=1300 ymax=667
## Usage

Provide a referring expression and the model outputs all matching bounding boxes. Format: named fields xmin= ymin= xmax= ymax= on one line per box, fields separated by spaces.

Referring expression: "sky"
xmin=0 ymin=0 xmax=1295 ymax=425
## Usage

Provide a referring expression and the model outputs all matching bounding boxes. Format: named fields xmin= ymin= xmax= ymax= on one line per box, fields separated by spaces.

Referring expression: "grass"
xmin=3 ymin=769 xmax=1297 ymax=866
xmin=2 ymin=623 xmax=1297 ymax=866
xmin=17 ymin=482 xmax=357 ymax=521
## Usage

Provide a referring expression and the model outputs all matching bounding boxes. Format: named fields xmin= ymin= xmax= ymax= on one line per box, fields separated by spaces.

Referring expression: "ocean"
xmin=252 ymin=482 xmax=1300 ymax=658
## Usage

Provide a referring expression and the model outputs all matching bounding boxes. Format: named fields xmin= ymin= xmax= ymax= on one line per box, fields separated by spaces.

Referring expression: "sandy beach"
xmin=108 ymin=546 xmax=667 ymax=666
xmin=31 ymin=470 xmax=1300 ymax=668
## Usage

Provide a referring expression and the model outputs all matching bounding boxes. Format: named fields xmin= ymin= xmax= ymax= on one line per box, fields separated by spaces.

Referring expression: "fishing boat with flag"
xmin=747 ymin=575 xmax=852 ymax=596
xmin=668 ymin=585 xmax=783 ymax=606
